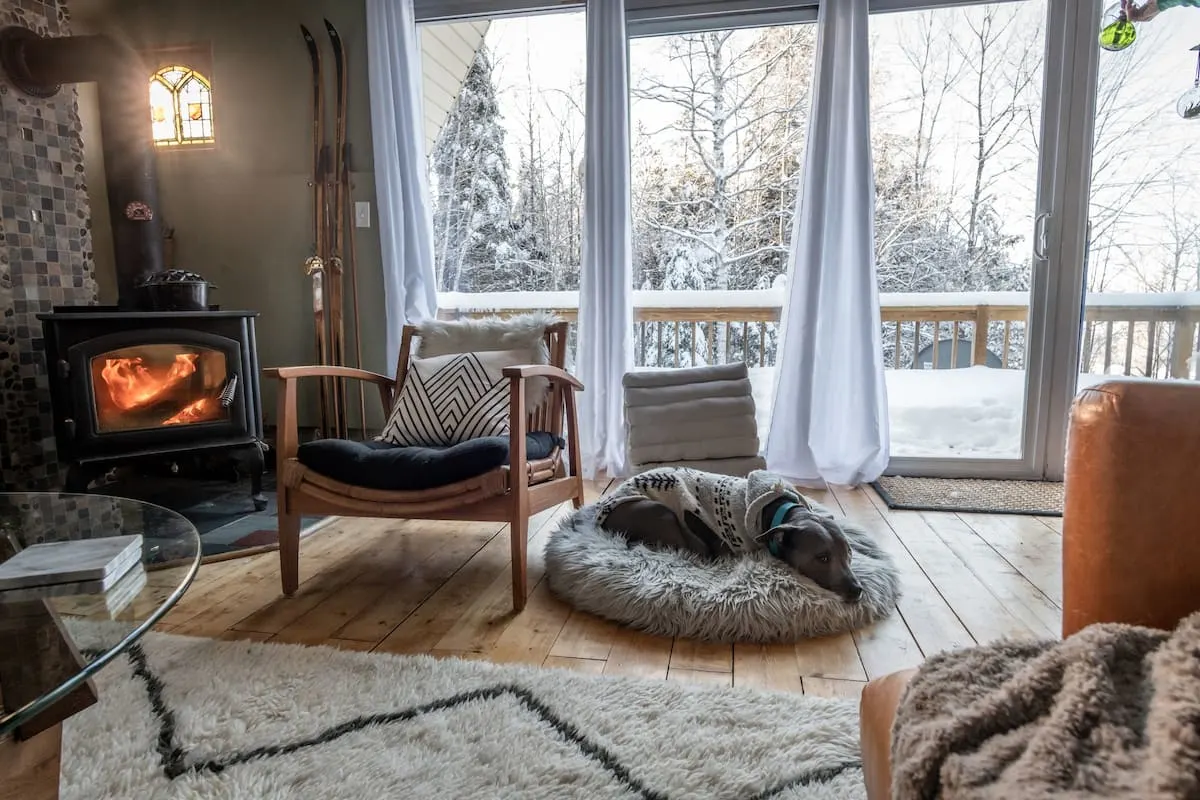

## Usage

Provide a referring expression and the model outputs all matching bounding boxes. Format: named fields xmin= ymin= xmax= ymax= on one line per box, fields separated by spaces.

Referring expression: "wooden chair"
xmin=264 ymin=320 xmax=585 ymax=612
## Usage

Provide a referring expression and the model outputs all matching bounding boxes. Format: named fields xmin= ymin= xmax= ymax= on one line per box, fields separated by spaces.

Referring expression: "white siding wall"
xmin=420 ymin=20 xmax=489 ymax=153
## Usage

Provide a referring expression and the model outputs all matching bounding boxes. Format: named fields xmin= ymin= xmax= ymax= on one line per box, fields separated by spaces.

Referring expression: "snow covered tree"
xmin=430 ymin=46 xmax=518 ymax=293
xmin=631 ymin=26 xmax=815 ymax=364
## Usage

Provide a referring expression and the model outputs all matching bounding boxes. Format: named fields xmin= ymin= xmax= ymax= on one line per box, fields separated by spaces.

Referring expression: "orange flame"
xmin=163 ymin=397 xmax=213 ymax=425
xmin=100 ymin=353 xmax=199 ymax=411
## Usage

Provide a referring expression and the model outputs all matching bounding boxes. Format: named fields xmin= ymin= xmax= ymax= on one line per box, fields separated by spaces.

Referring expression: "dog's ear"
xmin=761 ymin=526 xmax=788 ymax=557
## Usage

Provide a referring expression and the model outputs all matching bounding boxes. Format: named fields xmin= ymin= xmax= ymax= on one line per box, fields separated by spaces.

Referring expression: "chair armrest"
xmin=502 ymin=365 xmax=583 ymax=480
xmin=264 ymin=365 xmax=395 ymax=386
xmin=265 ymin=366 xmax=397 ymax=460
xmin=501 ymin=364 xmax=584 ymax=391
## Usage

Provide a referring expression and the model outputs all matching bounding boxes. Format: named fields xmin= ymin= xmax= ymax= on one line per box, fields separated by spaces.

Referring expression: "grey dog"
xmin=600 ymin=495 xmax=863 ymax=602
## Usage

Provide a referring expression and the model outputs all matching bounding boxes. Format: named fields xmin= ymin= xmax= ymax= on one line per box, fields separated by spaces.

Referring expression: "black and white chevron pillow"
xmin=378 ymin=349 xmax=532 ymax=447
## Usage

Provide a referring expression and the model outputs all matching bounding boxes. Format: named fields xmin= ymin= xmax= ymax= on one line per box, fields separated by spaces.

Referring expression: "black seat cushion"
xmin=296 ymin=432 xmax=563 ymax=492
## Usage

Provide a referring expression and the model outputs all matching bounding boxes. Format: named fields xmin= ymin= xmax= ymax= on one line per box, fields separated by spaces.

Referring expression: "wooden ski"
xmin=343 ymin=142 xmax=368 ymax=439
xmin=301 ymin=23 xmax=334 ymax=438
xmin=324 ymin=19 xmax=367 ymax=438
xmin=325 ymin=19 xmax=350 ymax=440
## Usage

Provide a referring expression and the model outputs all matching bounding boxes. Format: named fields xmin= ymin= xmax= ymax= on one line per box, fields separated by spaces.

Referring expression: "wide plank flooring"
xmin=155 ymin=480 xmax=1062 ymax=698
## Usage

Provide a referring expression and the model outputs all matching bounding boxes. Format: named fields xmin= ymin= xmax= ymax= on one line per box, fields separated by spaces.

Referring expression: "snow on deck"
xmin=750 ymin=366 xmax=1119 ymax=459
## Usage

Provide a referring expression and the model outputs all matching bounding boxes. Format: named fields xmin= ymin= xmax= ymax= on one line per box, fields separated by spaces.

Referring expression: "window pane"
xmin=178 ymin=76 xmax=214 ymax=142
xmin=149 ymin=79 xmax=176 ymax=143
xmin=1079 ymin=12 xmax=1200 ymax=387
xmin=422 ymin=14 xmax=585 ymax=306
xmin=870 ymin=2 xmax=1046 ymax=459
xmin=629 ymin=24 xmax=816 ymax=439
xmin=149 ymin=66 xmax=214 ymax=147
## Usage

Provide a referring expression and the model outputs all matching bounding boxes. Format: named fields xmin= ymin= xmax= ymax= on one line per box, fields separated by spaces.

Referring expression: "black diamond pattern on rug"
xmin=116 ymin=644 xmax=861 ymax=799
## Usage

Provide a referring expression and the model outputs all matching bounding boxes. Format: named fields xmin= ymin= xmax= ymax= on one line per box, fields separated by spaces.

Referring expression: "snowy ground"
xmin=749 ymin=366 xmax=1116 ymax=459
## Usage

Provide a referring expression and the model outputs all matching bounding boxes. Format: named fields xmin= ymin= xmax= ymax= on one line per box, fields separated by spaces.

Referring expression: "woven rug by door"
xmin=871 ymin=475 xmax=1064 ymax=516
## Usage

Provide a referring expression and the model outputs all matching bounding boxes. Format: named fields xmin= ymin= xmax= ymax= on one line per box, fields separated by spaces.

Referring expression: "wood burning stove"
xmin=39 ymin=308 xmax=266 ymax=509
xmin=2 ymin=26 xmax=268 ymax=508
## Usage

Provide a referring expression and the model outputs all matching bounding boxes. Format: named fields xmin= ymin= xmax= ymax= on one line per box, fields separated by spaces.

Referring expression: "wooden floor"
xmin=154 ymin=480 xmax=1063 ymax=700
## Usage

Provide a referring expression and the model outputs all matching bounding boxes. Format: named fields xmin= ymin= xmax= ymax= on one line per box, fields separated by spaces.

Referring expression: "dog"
xmin=601 ymin=494 xmax=863 ymax=602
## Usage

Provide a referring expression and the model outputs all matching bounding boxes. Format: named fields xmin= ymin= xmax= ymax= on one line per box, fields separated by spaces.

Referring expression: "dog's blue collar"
xmin=766 ymin=501 xmax=801 ymax=557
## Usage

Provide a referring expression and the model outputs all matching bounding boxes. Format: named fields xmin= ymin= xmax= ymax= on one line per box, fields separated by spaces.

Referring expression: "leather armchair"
xmin=858 ymin=379 xmax=1200 ymax=800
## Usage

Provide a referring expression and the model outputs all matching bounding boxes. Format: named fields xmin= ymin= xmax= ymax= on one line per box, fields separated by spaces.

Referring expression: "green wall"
xmin=78 ymin=0 xmax=387 ymax=432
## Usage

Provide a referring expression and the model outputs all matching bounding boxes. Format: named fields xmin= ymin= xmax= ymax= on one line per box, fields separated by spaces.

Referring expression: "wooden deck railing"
xmin=436 ymin=290 xmax=1200 ymax=379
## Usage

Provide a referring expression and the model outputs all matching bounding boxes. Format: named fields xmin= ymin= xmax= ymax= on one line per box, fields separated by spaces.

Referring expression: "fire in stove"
xmin=90 ymin=344 xmax=230 ymax=432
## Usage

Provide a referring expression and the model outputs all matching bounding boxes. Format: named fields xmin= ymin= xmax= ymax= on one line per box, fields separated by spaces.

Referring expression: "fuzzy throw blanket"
xmin=594 ymin=468 xmax=811 ymax=554
xmin=892 ymin=611 xmax=1200 ymax=800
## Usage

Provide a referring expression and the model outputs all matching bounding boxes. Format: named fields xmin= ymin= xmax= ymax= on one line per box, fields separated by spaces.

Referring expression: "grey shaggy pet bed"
xmin=544 ymin=503 xmax=901 ymax=643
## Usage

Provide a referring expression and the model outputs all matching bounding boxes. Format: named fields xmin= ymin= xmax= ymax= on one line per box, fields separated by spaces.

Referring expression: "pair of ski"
xmin=302 ymin=20 xmax=365 ymax=441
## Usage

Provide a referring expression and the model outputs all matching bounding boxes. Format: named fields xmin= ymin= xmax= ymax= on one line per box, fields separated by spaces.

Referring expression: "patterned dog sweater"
xmin=594 ymin=467 xmax=812 ymax=554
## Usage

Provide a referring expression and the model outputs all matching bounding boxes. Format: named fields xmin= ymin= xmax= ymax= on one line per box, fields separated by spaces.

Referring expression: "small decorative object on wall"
xmin=123 ymin=200 xmax=153 ymax=221
xmin=1179 ymin=44 xmax=1200 ymax=120
xmin=150 ymin=64 xmax=214 ymax=147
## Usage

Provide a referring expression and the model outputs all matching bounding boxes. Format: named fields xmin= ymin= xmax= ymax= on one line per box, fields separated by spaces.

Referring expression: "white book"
xmin=3 ymin=561 xmax=147 ymax=617
xmin=0 ymin=535 xmax=144 ymax=591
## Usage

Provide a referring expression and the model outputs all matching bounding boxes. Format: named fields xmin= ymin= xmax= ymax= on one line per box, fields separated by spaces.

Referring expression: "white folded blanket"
xmin=624 ymin=378 xmax=754 ymax=409
xmin=630 ymin=456 xmax=767 ymax=477
xmin=625 ymin=396 xmax=758 ymax=430
xmin=624 ymin=362 xmax=748 ymax=389
xmin=629 ymin=435 xmax=761 ymax=465
xmin=627 ymin=415 xmax=759 ymax=448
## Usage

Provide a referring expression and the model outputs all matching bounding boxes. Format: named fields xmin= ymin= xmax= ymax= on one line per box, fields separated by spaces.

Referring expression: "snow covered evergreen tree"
xmin=430 ymin=46 xmax=518 ymax=293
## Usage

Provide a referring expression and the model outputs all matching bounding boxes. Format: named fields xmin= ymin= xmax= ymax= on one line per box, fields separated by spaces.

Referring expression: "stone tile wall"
xmin=0 ymin=0 xmax=97 ymax=490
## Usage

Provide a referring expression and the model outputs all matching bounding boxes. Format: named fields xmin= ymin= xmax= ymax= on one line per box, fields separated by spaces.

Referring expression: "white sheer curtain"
xmin=765 ymin=0 xmax=889 ymax=487
xmin=366 ymin=0 xmax=439 ymax=371
xmin=577 ymin=0 xmax=635 ymax=479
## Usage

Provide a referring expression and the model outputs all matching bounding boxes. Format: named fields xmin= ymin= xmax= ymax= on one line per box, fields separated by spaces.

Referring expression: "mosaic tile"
xmin=1 ymin=0 xmax=96 ymax=491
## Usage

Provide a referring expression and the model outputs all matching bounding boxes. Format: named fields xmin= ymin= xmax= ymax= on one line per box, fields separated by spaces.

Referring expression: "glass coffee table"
xmin=0 ymin=492 xmax=200 ymax=799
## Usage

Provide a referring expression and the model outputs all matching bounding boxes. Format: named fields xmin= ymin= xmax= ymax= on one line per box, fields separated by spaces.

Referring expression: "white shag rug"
xmin=62 ymin=632 xmax=864 ymax=800
xmin=544 ymin=504 xmax=901 ymax=643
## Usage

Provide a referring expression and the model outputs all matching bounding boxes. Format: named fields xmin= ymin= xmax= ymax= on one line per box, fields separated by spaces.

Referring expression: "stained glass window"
xmin=149 ymin=65 xmax=214 ymax=147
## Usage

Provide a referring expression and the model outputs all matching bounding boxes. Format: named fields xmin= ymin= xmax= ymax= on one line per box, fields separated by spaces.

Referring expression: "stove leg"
xmin=245 ymin=445 xmax=267 ymax=512
xmin=63 ymin=464 xmax=96 ymax=494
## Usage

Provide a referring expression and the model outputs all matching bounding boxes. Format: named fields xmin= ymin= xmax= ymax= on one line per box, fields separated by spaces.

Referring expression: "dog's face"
xmin=765 ymin=510 xmax=863 ymax=602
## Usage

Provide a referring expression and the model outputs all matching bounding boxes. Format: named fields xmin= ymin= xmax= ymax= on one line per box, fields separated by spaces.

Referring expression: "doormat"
xmin=871 ymin=476 xmax=1064 ymax=516
xmin=95 ymin=471 xmax=331 ymax=561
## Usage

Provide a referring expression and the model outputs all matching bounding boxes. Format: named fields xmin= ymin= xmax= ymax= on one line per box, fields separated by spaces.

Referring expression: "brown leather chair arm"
xmin=860 ymin=669 xmax=918 ymax=800
xmin=501 ymin=364 xmax=585 ymax=391
xmin=1063 ymin=379 xmax=1200 ymax=637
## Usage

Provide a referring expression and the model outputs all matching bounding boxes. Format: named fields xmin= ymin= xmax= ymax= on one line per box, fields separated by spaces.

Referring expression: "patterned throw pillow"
xmin=378 ymin=349 xmax=534 ymax=447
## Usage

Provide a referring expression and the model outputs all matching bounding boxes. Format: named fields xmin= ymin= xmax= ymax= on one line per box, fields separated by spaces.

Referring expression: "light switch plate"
xmin=355 ymin=201 xmax=371 ymax=228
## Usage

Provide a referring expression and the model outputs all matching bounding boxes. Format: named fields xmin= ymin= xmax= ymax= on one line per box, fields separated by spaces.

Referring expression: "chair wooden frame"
xmin=264 ymin=320 xmax=584 ymax=612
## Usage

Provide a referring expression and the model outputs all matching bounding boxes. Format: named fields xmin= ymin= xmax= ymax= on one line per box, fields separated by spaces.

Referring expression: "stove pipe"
xmin=0 ymin=26 xmax=163 ymax=309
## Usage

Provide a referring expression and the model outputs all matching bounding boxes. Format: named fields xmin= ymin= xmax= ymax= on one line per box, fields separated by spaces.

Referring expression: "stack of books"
xmin=0 ymin=534 xmax=146 ymax=617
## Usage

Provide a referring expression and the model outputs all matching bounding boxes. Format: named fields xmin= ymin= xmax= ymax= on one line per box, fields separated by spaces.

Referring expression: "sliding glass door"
xmin=877 ymin=0 xmax=1099 ymax=478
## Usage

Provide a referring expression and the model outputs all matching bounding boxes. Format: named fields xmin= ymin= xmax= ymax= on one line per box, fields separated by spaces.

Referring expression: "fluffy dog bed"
xmin=544 ymin=502 xmax=901 ymax=643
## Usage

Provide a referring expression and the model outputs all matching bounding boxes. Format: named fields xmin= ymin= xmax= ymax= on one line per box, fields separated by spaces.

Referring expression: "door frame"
xmin=886 ymin=0 xmax=1101 ymax=480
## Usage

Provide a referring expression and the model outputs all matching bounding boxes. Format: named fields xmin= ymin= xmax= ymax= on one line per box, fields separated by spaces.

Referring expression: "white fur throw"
xmin=416 ymin=313 xmax=559 ymax=403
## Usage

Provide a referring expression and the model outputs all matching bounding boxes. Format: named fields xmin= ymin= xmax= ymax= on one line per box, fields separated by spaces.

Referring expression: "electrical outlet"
xmin=355 ymin=201 xmax=371 ymax=228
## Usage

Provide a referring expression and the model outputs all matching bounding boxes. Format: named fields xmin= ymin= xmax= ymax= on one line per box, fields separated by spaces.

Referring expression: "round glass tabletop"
xmin=0 ymin=492 xmax=200 ymax=738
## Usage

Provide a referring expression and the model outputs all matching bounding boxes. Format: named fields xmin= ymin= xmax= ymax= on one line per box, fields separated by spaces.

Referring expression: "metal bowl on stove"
xmin=137 ymin=270 xmax=218 ymax=311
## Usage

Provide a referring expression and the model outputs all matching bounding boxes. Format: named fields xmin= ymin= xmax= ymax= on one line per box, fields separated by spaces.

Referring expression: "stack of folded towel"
xmin=623 ymin=362 xmax=767 ymax=477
